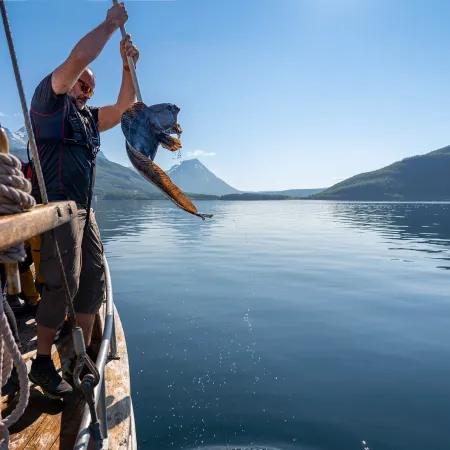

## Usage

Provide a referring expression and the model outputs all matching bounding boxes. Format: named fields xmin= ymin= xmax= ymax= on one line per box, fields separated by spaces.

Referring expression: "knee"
xmin=40 ymin=259 xmax=79 ymax=298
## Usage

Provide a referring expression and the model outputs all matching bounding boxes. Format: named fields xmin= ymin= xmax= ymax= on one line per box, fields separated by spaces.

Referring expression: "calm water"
xmin=94 ymin=200 xmax=450 ymax=450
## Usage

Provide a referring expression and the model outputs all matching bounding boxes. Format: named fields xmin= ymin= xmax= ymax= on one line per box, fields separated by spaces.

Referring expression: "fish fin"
xmin=159 ymin=134 xmax=182 ymax=152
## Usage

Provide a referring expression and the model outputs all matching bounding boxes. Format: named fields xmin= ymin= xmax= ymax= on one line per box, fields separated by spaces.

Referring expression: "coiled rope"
xmin=0 ymin=3 xmax=39 ymax=437
xmin=0 ymin=293 xmax=30 ymax=449
xmin=0 ymin=151 xmax=33 ymax=447
xmin=0 ymin=152 xmax=36 ymax=264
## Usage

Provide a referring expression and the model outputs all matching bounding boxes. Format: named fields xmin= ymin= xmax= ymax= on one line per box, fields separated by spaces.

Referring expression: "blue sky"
xmin=1 ymin=0 xmax=450 ymax=191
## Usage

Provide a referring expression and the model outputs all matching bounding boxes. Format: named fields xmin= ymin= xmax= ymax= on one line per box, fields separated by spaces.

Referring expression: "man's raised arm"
xmin=52 ymin=2 xmax=129 ymax=95
xmin=98 ymin=34 xmax=140 ymax=132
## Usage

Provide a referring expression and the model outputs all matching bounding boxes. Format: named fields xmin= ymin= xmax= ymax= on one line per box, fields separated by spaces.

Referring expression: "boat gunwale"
xmin=0 ymin=201 xmax=78 ymax=252
xmin=73 ymin=253 xmax=117 ymax=448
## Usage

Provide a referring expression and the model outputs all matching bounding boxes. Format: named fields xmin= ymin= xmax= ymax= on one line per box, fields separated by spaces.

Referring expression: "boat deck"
xmin=1 ymin=300 xmax=134 ymax=449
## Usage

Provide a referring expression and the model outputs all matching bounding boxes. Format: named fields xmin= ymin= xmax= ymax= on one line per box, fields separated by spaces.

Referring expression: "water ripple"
xmin=95 ymin=200 xmax=450 ymax=450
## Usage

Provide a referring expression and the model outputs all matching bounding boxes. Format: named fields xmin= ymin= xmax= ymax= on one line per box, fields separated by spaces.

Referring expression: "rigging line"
xmin=0 ymin=0 xmax=47 ymax=204
xmin=0 ymin=0 xmax=78 ymax=325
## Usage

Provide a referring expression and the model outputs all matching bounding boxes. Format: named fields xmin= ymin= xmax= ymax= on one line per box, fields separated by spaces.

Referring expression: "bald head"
xmin=81 ymin=67 xmax=95 ymax=85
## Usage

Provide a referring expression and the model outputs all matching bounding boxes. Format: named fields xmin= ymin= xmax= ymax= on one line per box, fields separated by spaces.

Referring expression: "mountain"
xmin=312 ymin=145 xmax=450 ymax=201
xmin=4 ymin=126 xmax=239 ymax=198
xmin=4 ymin=126 xmax=28 ymax=161
xmin=4 ymin=125 xmax=320 ymax=199
xmin=255 ymin=188 xmax=325 ymax=198
xmin=5 ymin=126 xmax=162 ymax=199
xmin=5 ymin=124 xmax=240 ymax=196
xmin=166 ymin=159 xmax=239 ymax=195
xmin=94 ymin=151 xmax=161 ymax=199
xmin=4 ymin=126 xmax=27 ymax=149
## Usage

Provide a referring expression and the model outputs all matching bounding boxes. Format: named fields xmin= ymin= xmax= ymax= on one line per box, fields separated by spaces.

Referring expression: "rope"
xmin=0 ymin=153 xmax=36 ymax=265
xmin=0 ymin=154 xmax=35 ymax=214
xmin=0 ymin=1 xmax=66 ymax=441
xmin=0 ymin=0 xmax=47 ymax=204
xmin=0 ymin=151 xmax=32 ymax=445
xmin=0 ymin=295 xmax=30 ymax=449
xmin=0 ymin=0 xmax=101 ymax=442
xmin=0 ymin=0 xmax=76 ymax=320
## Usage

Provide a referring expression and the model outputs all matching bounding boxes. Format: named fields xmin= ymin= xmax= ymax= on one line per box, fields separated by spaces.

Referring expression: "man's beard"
xmin=69 ymin=94 xmax=86 ymax=110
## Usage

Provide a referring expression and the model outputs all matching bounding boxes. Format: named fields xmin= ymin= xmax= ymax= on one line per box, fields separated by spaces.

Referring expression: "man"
xmin=28 ymin=2 xmax=139 ymax=398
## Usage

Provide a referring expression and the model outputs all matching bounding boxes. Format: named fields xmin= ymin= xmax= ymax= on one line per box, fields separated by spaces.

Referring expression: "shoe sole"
xmin=29 ymin=373 xmax=73 ymax=400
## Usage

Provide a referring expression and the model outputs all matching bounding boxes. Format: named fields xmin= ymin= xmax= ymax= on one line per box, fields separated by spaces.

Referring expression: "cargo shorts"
xmin=36 ymin=208 xmax=105 ymax=329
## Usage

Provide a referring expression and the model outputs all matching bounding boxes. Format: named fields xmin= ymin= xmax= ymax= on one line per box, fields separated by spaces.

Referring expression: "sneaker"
xmin=29 ymin=358 xmax=73 ymax=399
xmin=64 ymin=346 xmax=97 ymax=381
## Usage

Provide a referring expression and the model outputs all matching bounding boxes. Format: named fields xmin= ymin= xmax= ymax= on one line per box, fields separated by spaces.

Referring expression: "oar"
xmin=112 ymin=0 xmax=142 ymax=103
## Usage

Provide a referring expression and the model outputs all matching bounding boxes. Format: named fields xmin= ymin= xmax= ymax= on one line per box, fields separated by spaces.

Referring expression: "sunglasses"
xmin=78 ymin=79 xmax=94 ymax=98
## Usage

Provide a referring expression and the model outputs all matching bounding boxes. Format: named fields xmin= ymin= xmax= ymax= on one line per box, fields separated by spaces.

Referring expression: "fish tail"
xmin=196 ymin=213 xmax=214 ymax=220
xmin=126 ymin=142 xmax=213 ymax=220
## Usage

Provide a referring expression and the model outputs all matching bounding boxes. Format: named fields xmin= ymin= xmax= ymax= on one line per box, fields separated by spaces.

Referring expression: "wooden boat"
xmin=0 ymin=0 xmax=137 ymax=443
xmin=0 ymin=254 xmax=137 ymax=449
xmin=0 ymin=128 xmax=137 ymax=448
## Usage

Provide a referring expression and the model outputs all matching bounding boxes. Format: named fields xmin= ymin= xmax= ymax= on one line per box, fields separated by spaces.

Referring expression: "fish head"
xmin=147 ymin=103 xmax=183 ymax=138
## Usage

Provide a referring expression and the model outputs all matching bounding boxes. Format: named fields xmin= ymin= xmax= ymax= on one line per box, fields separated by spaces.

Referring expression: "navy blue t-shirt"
xmin=30 ymin=73 xmax=100 ymax=207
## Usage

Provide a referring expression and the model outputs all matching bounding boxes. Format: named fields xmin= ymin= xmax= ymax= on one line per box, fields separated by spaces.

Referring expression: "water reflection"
xmin=329 ymin=202 xmax=450 ymax=269
xmin=98 ymin=200 xmax=450 ymax=450
xmin=93 ymin=200 xmax=149 ymax=244
xmin=94 ymin=199 xmax=221 ymax=246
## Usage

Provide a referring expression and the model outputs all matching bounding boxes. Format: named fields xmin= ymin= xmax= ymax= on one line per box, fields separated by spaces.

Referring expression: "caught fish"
xmin=125 ymin=142 xmax=213 ymax=220
xmin=121 ymin=102 xmax=213 ymax=220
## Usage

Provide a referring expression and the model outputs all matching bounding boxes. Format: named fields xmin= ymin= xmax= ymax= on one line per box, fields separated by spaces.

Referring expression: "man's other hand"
xmin=106 ymin=2 xmax=128 ymax=29
xmin=120 ymin=34 xmax=140 ymax=67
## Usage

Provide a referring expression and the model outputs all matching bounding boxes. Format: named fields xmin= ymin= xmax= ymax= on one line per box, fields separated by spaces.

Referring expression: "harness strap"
xmin=33 ymin=101 xmax=100 ymax=151
xmin=27 ymin=98 xmax=100 ymax=207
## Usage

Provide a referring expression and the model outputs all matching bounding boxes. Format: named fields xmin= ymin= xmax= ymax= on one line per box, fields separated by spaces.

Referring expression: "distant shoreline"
xmin=97 ymin=196 xmax=450 ymax=203
xmin=100 ymin=192 xmax=300 ymax=201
